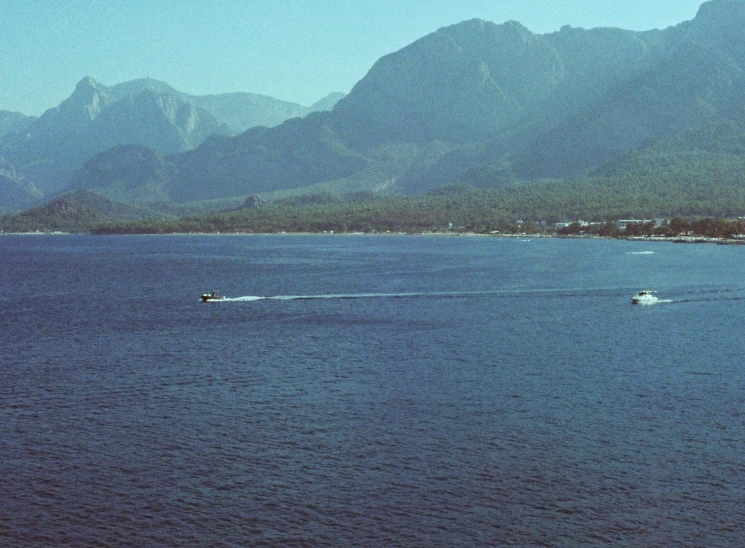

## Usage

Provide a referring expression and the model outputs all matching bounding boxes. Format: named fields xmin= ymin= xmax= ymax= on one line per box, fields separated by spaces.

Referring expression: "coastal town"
xmin=552 ymin=217 xmax=745 ymax=242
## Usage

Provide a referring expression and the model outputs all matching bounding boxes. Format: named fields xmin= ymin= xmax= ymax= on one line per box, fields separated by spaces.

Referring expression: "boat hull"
xmin=631 ymin=293 xmax=658 ymax=305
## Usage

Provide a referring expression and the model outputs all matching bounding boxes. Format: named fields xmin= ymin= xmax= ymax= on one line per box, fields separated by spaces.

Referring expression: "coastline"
xmin=3 ymin=230 xmax=745 ymax=244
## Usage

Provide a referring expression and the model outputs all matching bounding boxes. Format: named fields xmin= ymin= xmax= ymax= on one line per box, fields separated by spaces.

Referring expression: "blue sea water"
xmin=1 ymin=234 xmax=745 ymax=546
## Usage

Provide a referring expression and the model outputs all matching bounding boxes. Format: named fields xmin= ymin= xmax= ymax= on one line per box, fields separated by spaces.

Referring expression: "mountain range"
xmin=0 ymin=78 xmax=343 ymax=212
xmin=3 ymin=0 xmax=745 ymax=221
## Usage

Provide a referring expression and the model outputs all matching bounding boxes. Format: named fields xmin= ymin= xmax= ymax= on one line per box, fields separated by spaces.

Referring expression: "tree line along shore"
xmin=3 ymin=187 xmax=745 ymax=240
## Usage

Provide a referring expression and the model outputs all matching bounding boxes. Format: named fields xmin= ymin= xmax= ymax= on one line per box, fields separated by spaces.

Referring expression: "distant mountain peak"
xmin=434 ymin=18 xmax=533 ymax=47
xmin=500 ymin=20 xmax=532 ymax=32
xmin=696 ymin=0 xmax=745 ymax=18
xmin=690 ymin=0 xmax=745 ymax=53
xmin=65 ymin=76 xmax=111 ymax=121
xmin=108 ymin=78 xmax=182 ymax=103
xmin=694 ymin=0 xmax=745 ymax=29
xmin=72 ymin=76 xmax=109 ymax=102
xmin=75 ymin=76 xmax=102 ymax=90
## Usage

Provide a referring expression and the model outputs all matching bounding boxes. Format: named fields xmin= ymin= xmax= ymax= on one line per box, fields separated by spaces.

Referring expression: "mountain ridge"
xmin=5 ymin=0 xmax=745 ymax=219
xmin=105 ymin=1 xmax=745 ymax=204
xmin=0 ymin=76 xmax=345 ymax=211
xmin=107 ymin=78 xmax=344 ymax=132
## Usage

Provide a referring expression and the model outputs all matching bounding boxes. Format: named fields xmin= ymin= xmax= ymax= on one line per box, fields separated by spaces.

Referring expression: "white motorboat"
xmin=631 ymin=290 xmax=658 ymax=305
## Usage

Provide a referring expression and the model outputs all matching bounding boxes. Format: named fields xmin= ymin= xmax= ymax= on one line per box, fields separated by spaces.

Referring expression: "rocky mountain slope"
xmin=0 ymin=111 xmax=35 ymax=139
xmin=0 ymin=77 xmax=230 ymax=196
xmin=0 ymin=78 xmax=344 ymax=211
xmin=0 ymin=158 xmax=43 ymax=213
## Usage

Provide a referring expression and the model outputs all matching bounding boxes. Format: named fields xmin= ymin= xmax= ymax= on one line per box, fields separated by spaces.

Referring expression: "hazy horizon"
xmin=3 ymin=0 xmax=705 ymax=116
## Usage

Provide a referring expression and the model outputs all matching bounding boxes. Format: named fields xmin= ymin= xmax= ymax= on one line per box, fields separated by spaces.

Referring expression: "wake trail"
xmin=672 ymin=296 xmax=745 ymax=304
xmin=221 ymin=291 xmax=484 ymax=302
xmin=214 ymin=287 xmax=631 ymax=302
xmin=208 ymin=287 xmax=745 ymax=304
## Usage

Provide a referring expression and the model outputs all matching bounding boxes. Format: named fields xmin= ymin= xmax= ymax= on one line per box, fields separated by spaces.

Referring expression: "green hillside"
xmin=7 ymin=108 xmax=745 ymax=234
xmin=0 ymin=190 xmax=171 ymax=233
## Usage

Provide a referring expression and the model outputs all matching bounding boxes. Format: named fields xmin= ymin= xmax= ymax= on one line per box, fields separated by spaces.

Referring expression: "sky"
xmin=2 ymin=0 xmax=706 ymax=116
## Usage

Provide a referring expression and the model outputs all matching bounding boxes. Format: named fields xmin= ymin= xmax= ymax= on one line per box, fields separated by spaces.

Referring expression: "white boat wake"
xmin=220 ymin=291 xmax=468 ymax=302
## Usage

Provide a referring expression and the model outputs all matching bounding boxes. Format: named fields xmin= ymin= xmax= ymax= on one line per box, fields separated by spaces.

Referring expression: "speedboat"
xmin=201 ymin=292 xmax=225 ymax=302
xmin=631 ymin=290 xmax=658 ymax=305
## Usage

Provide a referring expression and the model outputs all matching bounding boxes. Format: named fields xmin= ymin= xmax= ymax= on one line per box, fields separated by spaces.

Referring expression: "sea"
xmin=1 ymin=234 xmax=744 ymax=547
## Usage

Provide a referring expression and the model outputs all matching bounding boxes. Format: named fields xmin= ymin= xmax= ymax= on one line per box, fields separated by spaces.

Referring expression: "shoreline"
xmin=3 ymin=230 xmax=745 ymax=244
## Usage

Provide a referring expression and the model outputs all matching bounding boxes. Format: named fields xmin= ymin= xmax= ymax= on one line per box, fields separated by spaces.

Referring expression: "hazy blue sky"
xmin=2 ymin=0 xmax=706 ymax=116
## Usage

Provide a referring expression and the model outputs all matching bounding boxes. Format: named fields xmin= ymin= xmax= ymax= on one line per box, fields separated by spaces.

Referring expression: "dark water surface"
xmin=2 ymin=235 xmax=745 ymax=546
